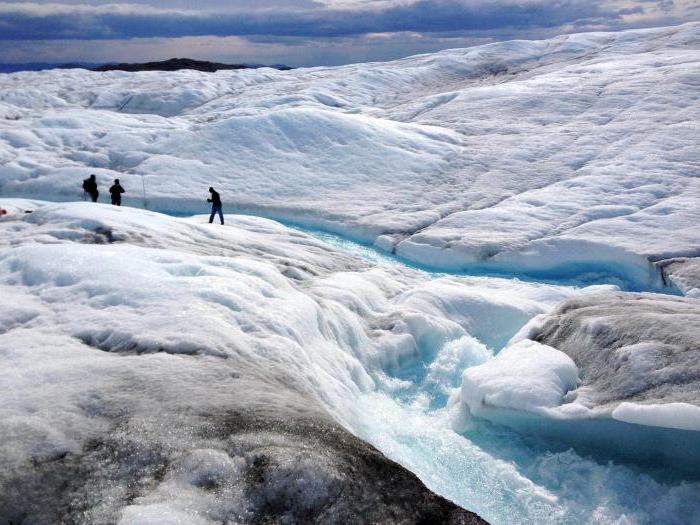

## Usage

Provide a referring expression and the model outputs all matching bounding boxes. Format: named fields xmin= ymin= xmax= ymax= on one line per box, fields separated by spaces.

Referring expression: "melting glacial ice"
xmin=0 ymin=201 xmax=698 ymax=524
xmin=298 ymin=226 xmax=700 ymax=525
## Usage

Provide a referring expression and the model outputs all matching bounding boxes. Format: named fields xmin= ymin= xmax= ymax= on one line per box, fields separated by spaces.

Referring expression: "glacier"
xmin=1 ymin=20 xmax=700 ymax=525
xmin=0 ymin=202 xmax=489 ymax=524
xmin=2 ymin=201 xmax=699 ymax=524
xmin=1 ymin=22 xmax=699 ymax=291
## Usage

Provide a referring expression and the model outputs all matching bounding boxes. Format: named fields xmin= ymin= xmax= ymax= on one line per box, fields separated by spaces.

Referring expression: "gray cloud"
xmin=0 ymin=1 xmax=696 ymax=66
xmin=0 ymin=1 xmax=634 ymax=40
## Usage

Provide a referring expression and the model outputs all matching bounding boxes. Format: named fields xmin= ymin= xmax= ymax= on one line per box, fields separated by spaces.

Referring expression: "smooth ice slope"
xmin=1 ymin=23 xmax=699 ymax=287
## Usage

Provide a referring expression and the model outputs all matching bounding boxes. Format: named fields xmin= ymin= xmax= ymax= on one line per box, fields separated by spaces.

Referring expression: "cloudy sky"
xmin=0 ymin=0 xmax=697 ymax=66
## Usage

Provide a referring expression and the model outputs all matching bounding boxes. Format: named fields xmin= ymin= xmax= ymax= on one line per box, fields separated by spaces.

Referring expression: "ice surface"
xmin=0 ymin=202 xmax=486 ymax=524
xmin=1 ymin=23 xmax=698 ymax=286
xmin=2 ymin=21 xmax=700 ymax=524
xmin=1 ymin=202 xmax=698 ymax=524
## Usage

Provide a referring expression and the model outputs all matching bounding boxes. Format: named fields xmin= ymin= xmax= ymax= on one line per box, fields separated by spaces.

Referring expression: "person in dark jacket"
xmin=82 ymin=174 xmax=99 ymax=202
xmin=109 ymin=179 xmax=125 ymax=206
xmin=207 ymin=187 xmax=224 ymax=225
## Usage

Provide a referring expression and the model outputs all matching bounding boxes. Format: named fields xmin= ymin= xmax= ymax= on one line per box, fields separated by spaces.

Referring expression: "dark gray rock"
xmin=92 ymin=58 xmax=291 ymax=73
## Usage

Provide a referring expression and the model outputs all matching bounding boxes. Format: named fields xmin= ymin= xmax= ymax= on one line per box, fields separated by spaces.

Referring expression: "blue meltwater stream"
xmin=149 ymin=207 xmax=698 ymax=524
xmin=289 ymin=226 xmax=699 ymax=525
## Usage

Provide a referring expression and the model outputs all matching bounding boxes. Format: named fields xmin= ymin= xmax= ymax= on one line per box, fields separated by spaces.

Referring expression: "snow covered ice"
xmin=1 ymin=20 xmax=700 ymax=525
xmin=1 ymin=22 xmax=699 ymax=291
xmin=0 ymin=202 xmax=488 ymax=524
xmin=2 ymin=201 xmax=699 ymax=524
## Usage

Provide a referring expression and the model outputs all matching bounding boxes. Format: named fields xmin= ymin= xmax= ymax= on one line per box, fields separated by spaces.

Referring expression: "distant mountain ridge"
xmin=92 ymin=58 xmax=292 ymax=72
xmin=0 ymin=58 xmax=292 ymax=74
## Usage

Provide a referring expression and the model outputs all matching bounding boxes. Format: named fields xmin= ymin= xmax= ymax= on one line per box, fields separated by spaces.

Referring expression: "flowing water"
xmin=294 ymin=226 xmax=700 ymax=525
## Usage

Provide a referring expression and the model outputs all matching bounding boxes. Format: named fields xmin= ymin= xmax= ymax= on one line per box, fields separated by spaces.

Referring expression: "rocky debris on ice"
xmin=3 ymin=403 xmax=482 ymax=524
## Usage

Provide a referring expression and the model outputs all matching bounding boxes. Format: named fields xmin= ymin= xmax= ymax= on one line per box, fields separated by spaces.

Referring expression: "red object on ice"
xmin=0 ymin=209 xmax=7 ymax=215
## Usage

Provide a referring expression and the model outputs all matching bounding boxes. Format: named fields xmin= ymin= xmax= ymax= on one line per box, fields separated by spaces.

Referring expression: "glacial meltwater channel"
xmin=23 ymin=198 xmax=695 ymax=525
xmin=142 ymin=206 xmax=698 ymax=525
xmin=285 ymin=224 xmax=699 ymax=525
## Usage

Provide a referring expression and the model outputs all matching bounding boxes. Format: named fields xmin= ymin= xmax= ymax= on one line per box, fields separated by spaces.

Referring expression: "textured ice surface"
xmin=0 ymin=202 xmax=485 ymax=524
xmin=1 ymin=202 xmax=699 ymax=524
xmin=0 ymin=23 xmax=698 ymax=288
xmin=452 ymin=290 xmax=700 ymax=475
xmin=529 ymin=292 xmax=700 ymax=412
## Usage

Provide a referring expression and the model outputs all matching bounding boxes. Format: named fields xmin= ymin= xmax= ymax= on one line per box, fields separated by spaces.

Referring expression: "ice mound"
xmin=458 ymin=340 xmax=579 ymax=420
xmin=453 ymin=290 xmax=700 ymax=472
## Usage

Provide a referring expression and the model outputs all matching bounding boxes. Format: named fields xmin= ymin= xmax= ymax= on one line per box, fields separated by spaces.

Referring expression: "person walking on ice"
xmin=207 ymin=187 xmax=224 ymax=225
xmin=82 ymin=174 xmax=99 ymax=202
xmin=109 ymin=179 xmax=125 ymax=206
xmin=109 ymin=179 xmax=124 ymax=206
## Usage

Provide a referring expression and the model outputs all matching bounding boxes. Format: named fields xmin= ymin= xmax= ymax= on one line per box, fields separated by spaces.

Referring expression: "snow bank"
xmin=1 ymin=23 xmax=698 ymax=284
xmin=458 ymin=339 xmax=580 ymax=419
xmin=613 ymin=402 xmax=700 ymax=432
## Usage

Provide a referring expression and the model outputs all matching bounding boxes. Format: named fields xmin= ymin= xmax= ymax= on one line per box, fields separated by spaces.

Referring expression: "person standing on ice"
xmin=207 ymin=187 xmax=224 ymax=225
xmin=82 ymin=174 xmax=99 ymax=202
xmin=109 ymin=179 xmax=125 ymax=206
